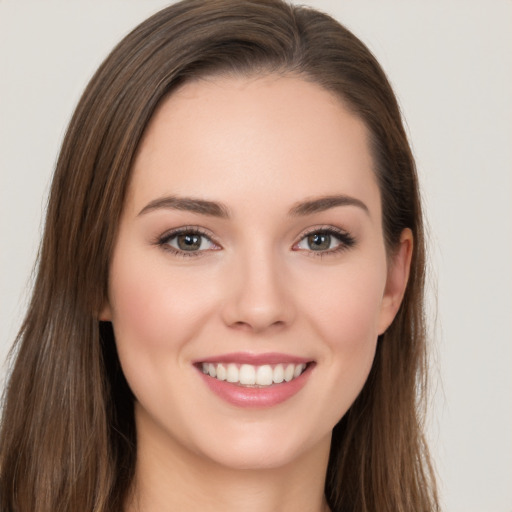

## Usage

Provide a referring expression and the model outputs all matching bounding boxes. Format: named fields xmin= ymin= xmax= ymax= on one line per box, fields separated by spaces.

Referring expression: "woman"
xmin=0 ymin=1 xmax=439 ymax=511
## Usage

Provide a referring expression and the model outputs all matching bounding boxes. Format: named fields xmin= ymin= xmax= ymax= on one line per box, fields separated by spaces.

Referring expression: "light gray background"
xmin=1 ymin=1 xmax=511 ymax=510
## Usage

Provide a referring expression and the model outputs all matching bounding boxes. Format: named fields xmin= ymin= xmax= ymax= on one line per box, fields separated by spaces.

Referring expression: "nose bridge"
xmin=222 ymin=240 xmax=294 ymax=332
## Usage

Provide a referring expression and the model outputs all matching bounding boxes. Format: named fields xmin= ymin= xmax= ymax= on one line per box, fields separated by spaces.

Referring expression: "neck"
xmin=125 ymin=406 xmax=332 ymax=512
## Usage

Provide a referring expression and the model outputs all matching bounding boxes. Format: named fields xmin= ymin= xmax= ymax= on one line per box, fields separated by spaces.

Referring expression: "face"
xmin=102 ymin=75 xmax=411 ymax=472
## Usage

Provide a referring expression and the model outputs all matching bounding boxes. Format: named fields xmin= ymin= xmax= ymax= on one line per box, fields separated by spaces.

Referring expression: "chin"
xmin=185 ymin=418 xmax=333 ymax=472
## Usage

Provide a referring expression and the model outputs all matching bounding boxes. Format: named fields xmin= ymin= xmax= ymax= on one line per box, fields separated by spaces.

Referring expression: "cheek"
xmin=301 ymin=260 xmax=385 ymax=402
xmin=279 ymin=260 xmax=387 ymax=435
xmin=107 ymin=248 xmax=218 ymax=361
xmin=303 ymin=263 xmax=386 ymax=353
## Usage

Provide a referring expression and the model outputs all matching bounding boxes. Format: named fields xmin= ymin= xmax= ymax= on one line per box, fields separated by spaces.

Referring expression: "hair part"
xmin=0 ymin=1 xmax=438 ymax=511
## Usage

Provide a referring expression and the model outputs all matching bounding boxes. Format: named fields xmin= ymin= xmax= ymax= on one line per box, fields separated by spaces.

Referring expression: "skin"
xmin=101 ymin=74 xmax=412 ymax=512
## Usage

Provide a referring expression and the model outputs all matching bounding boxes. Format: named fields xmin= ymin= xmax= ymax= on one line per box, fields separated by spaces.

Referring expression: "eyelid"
xmin=292 ymin=225 xmax=356 ymax=254
xmin=154 ymin=224 xmax=355 ymax=257
xmin=156 ymin=226 xmax=221 ymax=256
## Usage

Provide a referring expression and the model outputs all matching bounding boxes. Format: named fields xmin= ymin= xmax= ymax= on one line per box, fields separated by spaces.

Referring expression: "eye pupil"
xmin=308 ymin=233 xmax=330 ymax=251
xmin=177 ymin=233 xmax=201 ymax=251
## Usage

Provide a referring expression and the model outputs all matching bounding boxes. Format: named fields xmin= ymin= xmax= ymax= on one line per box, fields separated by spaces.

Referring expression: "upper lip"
xmin=194 ymin=352 xmax=312 ymax=365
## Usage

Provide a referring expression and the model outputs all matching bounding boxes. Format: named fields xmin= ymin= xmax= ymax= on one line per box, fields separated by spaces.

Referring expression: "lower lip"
xmin=197 ymin=364 xmax=313 ymax=408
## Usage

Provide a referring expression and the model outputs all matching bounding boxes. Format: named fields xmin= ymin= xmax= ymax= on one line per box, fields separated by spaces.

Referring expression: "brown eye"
xmin=295 ymin=228 xmax=355 ymax=254
xmin=161 ymin=229 xmax=218 ymax=254
xmin=177 ymin=233 xmax=202 ymax=251
xmin=307 ymin=233 xmax=331 ymax=251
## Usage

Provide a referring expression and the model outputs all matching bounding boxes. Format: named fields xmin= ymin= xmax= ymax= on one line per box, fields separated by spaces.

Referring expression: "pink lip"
xmin=194 ymin=353 xmax=315 ymax=408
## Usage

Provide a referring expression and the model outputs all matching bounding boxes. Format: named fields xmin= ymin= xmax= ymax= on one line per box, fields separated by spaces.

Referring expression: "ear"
xmin=377 ymin=228 xmax=413 ymax=335
xmin=98 ymin=301 xmax=112 ymax=322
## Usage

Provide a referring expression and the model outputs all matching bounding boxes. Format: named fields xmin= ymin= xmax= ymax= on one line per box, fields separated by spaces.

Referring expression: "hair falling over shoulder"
xmin=0 ymin=1 xmax=439 ymax=510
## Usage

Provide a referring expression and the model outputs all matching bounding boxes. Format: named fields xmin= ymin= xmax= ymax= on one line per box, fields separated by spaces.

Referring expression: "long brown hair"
xmin=0 ymin=1 xmax=439 ymax=510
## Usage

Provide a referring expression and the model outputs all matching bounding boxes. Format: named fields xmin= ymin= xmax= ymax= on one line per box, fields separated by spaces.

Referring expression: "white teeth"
xmin=216 ymin=363 xmax=227 ymax=381
xmin=201 ymin=362 xmax=308 ymax=386
xmin=256 ymin=365 xmax=273 ymax=386
xmin=273 ymin=364 xmax=284 ymax=384
xmin=284 ymin=363 xmax=295 ymax=382
xmin=293 ymin=364 xmax=304 ymax=378
xmin=239 ymin=364 xmax=256 ymax=385
xmin=226 ymin=364 xmax=239 ymax=383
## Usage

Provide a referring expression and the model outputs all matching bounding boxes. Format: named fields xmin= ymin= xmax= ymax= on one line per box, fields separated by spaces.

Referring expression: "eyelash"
xmin=293 ymin=226 xmax=356 ymax=257
xmin=156 ymin=226 xmax=220 ymax=258
xmin=155 ymin=225 xmax=356 ymax=258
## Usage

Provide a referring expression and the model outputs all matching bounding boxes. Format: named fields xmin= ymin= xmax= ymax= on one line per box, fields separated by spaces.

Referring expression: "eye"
xmin=294 ymin=228 xmax=355 ymax=254
xmin=158 ymin=228 xmax=219 ymax=255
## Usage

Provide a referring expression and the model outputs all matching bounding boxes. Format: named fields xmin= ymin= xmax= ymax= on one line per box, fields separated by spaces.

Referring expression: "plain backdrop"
xmin=0 ymin=1 xmax=511 ymax=511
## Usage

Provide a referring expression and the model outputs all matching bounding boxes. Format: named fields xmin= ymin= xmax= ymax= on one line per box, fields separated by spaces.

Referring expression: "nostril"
xmin=229 ymin=319 xmax=286 ymax=332
xmin=231 ymin=321 xmax=251 ymax=331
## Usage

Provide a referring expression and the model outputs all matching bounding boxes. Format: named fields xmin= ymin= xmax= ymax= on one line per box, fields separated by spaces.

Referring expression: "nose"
xmin=220 ymin=247 xmax=295 ymax=333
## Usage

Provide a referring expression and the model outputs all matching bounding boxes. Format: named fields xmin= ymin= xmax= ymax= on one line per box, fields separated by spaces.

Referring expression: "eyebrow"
xmin=288 ymin=195 xmax=369 ymax=216
xmin=138 ymin=193 xmax=368 ymax=218
xmin=138 ymin=196 xmax=230 ymax=218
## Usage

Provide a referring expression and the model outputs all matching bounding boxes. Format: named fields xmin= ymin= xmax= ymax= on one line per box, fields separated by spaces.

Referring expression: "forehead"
xmin=127 ymin=74 xmax=380 ymax=218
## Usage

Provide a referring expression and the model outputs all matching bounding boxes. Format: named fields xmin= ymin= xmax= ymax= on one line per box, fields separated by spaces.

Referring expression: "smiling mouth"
xmin=199 ymin=362 xmax=309 ymax=387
